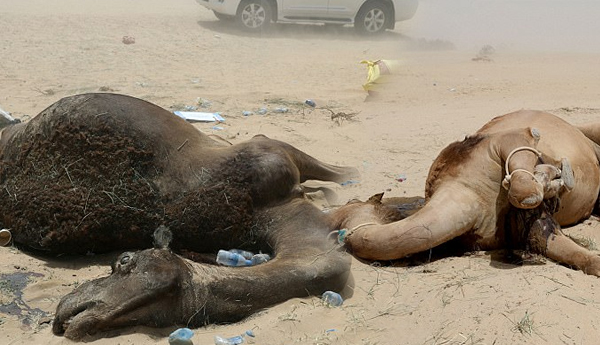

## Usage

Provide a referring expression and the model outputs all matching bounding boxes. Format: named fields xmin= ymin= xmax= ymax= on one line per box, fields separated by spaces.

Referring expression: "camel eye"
xmin=120 ymin=255 xmax=131 ymax=265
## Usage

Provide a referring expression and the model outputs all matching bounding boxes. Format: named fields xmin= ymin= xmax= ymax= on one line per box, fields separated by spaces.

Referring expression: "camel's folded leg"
xmin=529 ymin=212 xmax=600 ymax=277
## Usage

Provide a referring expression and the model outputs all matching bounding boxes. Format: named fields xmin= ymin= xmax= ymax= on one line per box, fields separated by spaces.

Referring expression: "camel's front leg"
xmin=528 ymin=212 xmax=600 ymax=277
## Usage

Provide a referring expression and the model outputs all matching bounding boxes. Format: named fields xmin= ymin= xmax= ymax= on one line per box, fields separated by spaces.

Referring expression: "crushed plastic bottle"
xmin=216 ymin=250 xmax=251 ymax=266
xmin=169 ymin=327 xmax=194 ymax=345
xmin=274 ymin=107 xmax=288 ymax=113
xmin=322 ymin=291 xmax=343 ymax=306
xmin=250 ymin=253 xmax=271 ymax=265
xmin=214 ymin=335 xmax=244 ymax=345
xmin=304 ymin=99 xmax=316 ymax=107
xmin=229 ymin=249 xmax=254 ymax=260
xmin=257 ymin=107 xmax=268 ymax=115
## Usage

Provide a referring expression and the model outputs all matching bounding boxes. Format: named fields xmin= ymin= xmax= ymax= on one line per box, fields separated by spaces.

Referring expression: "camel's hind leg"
xmin=250 ymin=135 xmax=359 ymax=184
xmin=529 ymin=212 xmax=600 ymax=276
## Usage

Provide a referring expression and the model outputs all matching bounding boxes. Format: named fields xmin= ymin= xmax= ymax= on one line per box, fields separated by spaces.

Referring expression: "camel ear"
xmin=153 ymin=225 xmax=172 ymax=249
xmin=367 ymin=193 xmax=384 ymax=204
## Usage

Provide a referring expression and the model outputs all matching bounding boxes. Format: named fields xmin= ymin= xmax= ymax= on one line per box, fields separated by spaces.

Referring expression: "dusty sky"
xmin=402 ymin=0 xmax=599 ymax=52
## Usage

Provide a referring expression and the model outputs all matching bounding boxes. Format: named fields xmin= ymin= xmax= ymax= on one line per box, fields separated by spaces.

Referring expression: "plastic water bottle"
xmin=169 ymin=328 xmax=194 ymax=345
xmin=250 ymin=253 xmax=271 ymax=265
xmin=322 ymin=291 xmax=343 ymax=306
xmin=229 ymin=249 xmax=254 ymax=260
xmin=216 ymin=250 xmax=251 ymax=266
xmin=214 ymin=335 xmax=244 ymax=345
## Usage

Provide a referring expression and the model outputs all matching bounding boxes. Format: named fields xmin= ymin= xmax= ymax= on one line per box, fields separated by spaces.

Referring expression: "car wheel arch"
xmin=355 ymin=0 xmax=394 ymax=31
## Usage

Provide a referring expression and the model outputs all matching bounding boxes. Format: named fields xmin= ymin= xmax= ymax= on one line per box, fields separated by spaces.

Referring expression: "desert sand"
xmin=2 ymin=0 xmax=600 ymax=344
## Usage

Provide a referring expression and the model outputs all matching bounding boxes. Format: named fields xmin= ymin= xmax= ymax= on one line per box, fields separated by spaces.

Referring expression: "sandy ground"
xmin=2 ymin=0 xmax=600 ymax=344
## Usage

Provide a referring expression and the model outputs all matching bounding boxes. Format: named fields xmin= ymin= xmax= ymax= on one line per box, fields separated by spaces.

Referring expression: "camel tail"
xmin=344 ymin=187 xmax=480 ymax=261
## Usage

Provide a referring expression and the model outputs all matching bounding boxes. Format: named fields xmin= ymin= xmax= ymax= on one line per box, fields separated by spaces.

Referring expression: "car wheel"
xmin=355 ymin=1 xmax=390 ymax=35
xmin=236 ymin=0 xmax=272 ymax=31
xmin=213 ymin=11 xmax=235 ymax=21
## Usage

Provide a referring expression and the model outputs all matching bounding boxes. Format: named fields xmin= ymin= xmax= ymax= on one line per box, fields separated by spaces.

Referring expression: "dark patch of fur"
xmin=0 ymin=99 xmax=258 ymax=255
xmin=504 ymin=198 xmax=560 ymax=254
xmin=426 ymin=134 xmax=486 ymax=196
xmin=0 ymin=104 xmax=161 ymax=253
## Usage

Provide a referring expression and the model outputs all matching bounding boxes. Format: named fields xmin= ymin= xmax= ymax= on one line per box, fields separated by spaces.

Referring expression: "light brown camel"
xmin=332 ymin=110 xmax=600 ymax=276
xmin=0 ymin=93 xmax=355 ymax=340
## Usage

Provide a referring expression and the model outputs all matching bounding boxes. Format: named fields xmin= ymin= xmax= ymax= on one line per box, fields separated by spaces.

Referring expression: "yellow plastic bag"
xmin=360 ymin=59 xmax=401 ymax=91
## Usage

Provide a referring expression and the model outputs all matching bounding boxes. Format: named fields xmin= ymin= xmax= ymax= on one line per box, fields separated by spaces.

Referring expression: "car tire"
xmin=214 ymin=10 xmax=235 ymax=21
xmin=236 ymin=0 xmax=273 ymax=31
xmin=354 ymin=1 xmax=391 ymax=35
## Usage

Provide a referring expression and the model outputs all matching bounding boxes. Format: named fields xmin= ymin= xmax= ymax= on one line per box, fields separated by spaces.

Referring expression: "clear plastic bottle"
xmin=169 ymin=327 xmax=194 ymax=345
xmin=214 ymin=335 xmax=245 ymax=345
xmin=322 ymin=291 xmax=344 ymax=306
xmin=216 ymin=250 xmax=251 ymax=266
xmin=250 ymin=253 xmax=271 ymax=265
xmin=229 ymin=249 xmax=255 ymax=260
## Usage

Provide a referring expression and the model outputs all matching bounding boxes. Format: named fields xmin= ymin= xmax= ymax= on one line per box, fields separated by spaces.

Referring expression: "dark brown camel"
xmin=0 ymin=93 xmax=355 ymax=340
xmin=330 ymin=110 xmax=600 ymax=276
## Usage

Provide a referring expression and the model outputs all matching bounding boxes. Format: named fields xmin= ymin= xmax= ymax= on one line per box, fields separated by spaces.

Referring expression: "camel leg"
xmin=249 ymin=135 xmax=359 ymax=184
xmin=528 ymin=212 xmax=600 ymax=277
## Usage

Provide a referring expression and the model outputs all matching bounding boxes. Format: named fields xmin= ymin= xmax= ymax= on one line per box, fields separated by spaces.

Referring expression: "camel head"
xmin=53 ymin=226 xmax=191 ymax=340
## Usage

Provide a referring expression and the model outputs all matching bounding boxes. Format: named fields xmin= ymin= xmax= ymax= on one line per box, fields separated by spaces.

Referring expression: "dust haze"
xmin=402 ymin=0 xmax=599 ymax=52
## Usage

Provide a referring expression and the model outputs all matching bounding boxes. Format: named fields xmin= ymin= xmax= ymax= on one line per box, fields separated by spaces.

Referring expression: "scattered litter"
xmin=122 ymin=36 xmax=135 ymax=45
xmin=257 ymin=107 xmax=268 ymax=115
xmin=242 ymin=110 xmax=253 ymax=116
xmin=0 ymin=229 xmax=11 ymax=247
xmin=322 ymin=291 xmax=344 ymax=307
xmin=183 ymin=105 xmax=198 ymax=111
xmin=211 ymin=126 xmax=224 ymax=131
xmin=340 ymin=179 xmax=359 ymax=186
xmin=174 ymin=111 xmax=225 ymax=122
xmin=326 ymin=329 xmax=336 ymax=334
xmin=274 ymin=107 xmax=288 ymax=113
xmin=214 ymin=335 xmax=244 ymax=345
xmin=305 ymin=99 xmax=316 ymax=107
xmin=216 ymin=249 xmax=271 ymax=267
xmin=169 ymin=327 xmax=194 ymax=345
xmin=396 ymin=173 xmax=407 ymax=182
xmin=360 ymin=59 xmax=401 ymax=91
xmin=0 ymin=106 xmax=19 ymax=128
xmin=197 ymin=98 xmax=212 ymax=108
xmin=448 ymin=88 xmax=456 ymax=92
xmin=245 ymin=330 xmax=255 ymax=338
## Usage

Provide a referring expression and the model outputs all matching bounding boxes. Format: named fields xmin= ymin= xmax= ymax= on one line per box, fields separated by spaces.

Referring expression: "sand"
xmin=1 ymin=0 xmax=600 ymax=344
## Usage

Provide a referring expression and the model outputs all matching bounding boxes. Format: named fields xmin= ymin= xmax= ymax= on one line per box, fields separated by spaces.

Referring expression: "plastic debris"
xmin=0 ymin=229 xmax=12 ymax=247
xmin=216 ymin=249 xmax=271 ymax=267
xmin=305 ymin=99 xmax=316 ymax=107
xmin=169 ymin=328 xmax=194 ymax=345
xmin=242 ymin=111 xmax=253 ymax=116
xmin=322 ymin=291 xmax=344 ymax=306
xmin=396 ymin=173 xmax=407 ymax=182
xmin=245 ymin=330 xmax=255 ymax=338
xmin=174 ymin=111 xmax=225 ymax=123
xmin=214 ymin=335 xmax=244 ymax=345
xmin=257 ymin=107 xmax=268 ymax=115
xmin=274 ymin=107 xmax=288 ymax=113
xmin=340 ymin=179 xmax=359 ymax=186
xmin=211 ymin=126 xmax=224 ymax=131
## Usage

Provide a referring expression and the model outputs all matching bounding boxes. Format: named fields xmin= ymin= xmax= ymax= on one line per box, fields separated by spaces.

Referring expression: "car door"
xmin=279 ymin=0 xmax=329 ymax=19
xmin=327 ymin=0 xmax=364 ymax=20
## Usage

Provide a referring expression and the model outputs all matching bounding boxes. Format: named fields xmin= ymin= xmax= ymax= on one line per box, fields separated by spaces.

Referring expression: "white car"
xmin=197 ymin=0 xmax=418 ymax=34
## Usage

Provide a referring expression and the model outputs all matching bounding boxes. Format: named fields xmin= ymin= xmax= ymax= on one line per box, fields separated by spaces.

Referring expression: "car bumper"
xmin=196 ymin=0 xmax=240 ymax=16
